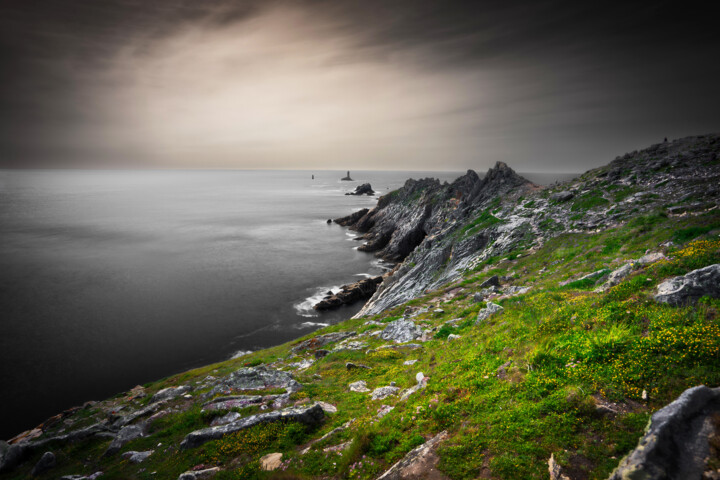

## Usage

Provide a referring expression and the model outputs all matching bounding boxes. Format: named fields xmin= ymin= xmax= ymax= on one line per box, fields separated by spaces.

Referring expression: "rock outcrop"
xmin=654 ymin=264 xmax=720 ymax=306
xmin=609 ymin=385 xmax=720 ymax=480
xmin=375 ymin=430 xmax=450 ymax=480
xmin=381 ymin=320 xmax=423 ymax=343
xmin=313 ymin=276 xmax=383 ymax=311
xmin=180 ymin=404 xmax=325 ymax=449
xmin=346 ymin=183 xmax=375 ymax=195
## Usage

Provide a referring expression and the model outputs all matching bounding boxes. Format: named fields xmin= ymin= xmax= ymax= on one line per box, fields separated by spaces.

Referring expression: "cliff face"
xmin=338 ymin=134 xmax=720 ymax=316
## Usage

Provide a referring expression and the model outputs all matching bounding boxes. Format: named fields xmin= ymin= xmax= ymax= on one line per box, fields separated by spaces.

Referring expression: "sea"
xmin=0 ymin=169 xmax=576 ymax=438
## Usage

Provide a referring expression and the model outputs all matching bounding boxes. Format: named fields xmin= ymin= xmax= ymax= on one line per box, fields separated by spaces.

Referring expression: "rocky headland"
xmin=2 ymin=134 xmax=720 ymax=480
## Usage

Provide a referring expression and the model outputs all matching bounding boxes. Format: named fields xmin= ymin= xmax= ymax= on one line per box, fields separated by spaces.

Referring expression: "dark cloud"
xmin=1 ymin=0 xmax=719 ymax=170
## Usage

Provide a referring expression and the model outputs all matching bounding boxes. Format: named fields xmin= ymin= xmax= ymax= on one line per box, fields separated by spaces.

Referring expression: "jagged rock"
xmin=596 ymin=263 xmax=635 ymax=292
xmin=551 ymin=191 xmax=574 ymax=202
xmin=333 ymin=340 xmax=368 ymax=351
xmin=577 ymin=269 xmax=609 ymax=283
xmin=113 ymin=400 xmax=168 ymax=428
xmin=301 ymin=419 xmax=355 ymax=454
xmin=150 ymin=385 xmax=191 ymax=403
xmin=260 ymin=452 xmax=283 ymax=471
xmin=476 ymin=302 xmax=504 ymax=324
xmin=121 ymin=450 xmax=153 ymax=464
xmin=314 ymin=276 xmax=383 ymax=310
xmin=334 ymin=208 xmax=369 ymax=226
xmin=178 ymin=467 xmax=221 ymax=480
xmin=371 ymin=386 xmax=400 ymax=400
xmin=381 ymin=320 xmax=423 ymax=343
xmin=292 ymin=331 xmax=356 ymax=352
xmin=316 ymin=401 xmax=338 ymax=413
xmin=654 ymin=264 xmax=720 ymax=306
xmin=608 ymin=385 xmax=720 ymax=480
xmin=202 ymin=395 xmax=271 ymax=412
xmin=31 ymin=451 xmax=56 ymax=476
xmin=105 ymin=424 xmax=144 ymax=456
xmin=349 ymin=380 xmax=370 ymax=392
xmin=479 ymin=275 xmax=500 ymax=289
xmin=180 ymin=404 xmax=325 ymax=449
xmin=375 ymin=430 xmax=450 ymax=480
xmin=346 ymin=183 xmax=375 ymax=196
xmin=206 ymin=366 xmax=302 ymax=397
xmin=376 ymin=405 xmax=395 ymax=419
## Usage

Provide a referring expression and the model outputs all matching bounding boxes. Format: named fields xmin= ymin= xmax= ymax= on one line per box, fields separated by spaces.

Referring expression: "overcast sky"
xmin=1 ymin=0 xmax=718 ymax=172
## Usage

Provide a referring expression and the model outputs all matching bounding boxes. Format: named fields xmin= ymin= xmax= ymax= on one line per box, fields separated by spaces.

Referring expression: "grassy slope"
xmin=4 ymin=193 xmax=720 ymax=479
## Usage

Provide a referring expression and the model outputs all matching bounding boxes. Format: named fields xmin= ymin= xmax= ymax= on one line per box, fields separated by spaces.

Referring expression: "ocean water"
xmin=0 ymin=168 xmax=576 ymax=438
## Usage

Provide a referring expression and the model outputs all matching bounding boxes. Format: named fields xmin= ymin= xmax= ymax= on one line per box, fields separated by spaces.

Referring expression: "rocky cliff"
xmin=337 ymin=134 xmax=720 ymax=317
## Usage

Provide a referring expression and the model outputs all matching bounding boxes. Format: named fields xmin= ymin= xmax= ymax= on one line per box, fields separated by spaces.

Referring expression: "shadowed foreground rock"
xmin=654 ymin=264 xmax=720 ymax=306
xmin=180 ymin=404 xmax=325 ymax=449
xmin=375 ymin=430 xmax=450 ymax=480
xmin=608 ymin=385 xmax=720 ymax=480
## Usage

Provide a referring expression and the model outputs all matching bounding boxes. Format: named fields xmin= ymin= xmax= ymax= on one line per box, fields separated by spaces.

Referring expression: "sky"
xmin=1 ymin=0 xmax=719 ymax=172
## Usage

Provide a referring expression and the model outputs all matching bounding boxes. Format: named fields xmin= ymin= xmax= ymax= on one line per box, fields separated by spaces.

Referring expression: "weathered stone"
xmin=105 ymin=424 xmax=144 ymax=456
xmin=654 ymin=264 xmax=720 ymax=306
xmin=210 ymin=412 xmax=241 ymax=426
xmin=475 ymin=302 xmax=504 ymax=324
xmin=637 ymin=252 xmax=666 ymax=265
xmin=376 ymin=405 xmax=395 ymax=419
xmin=608 ymin=385 xmax=720 ymax=480
xmin=180 ymin=404 xmax=325 ymax=449
xmin=177 ymin=467 xmax=221 ymax=480
xmin=121 ymin=450 xmax=153 ymax=464
xmin=314 ymin=277 xmax=383 ymax=310
xmin=260 ymin=452 xmax=283 ymax=471
xmin=596 ymin=263 xmax=634 ymax=292
xmin=349 ymin=380 xmax=370 ymax=392
xmin=548 ymin=453 xmax=571 ymax=480
xmin=206 ymin=366 xmax=302 ymax=398
xmin=447 ymin=334 xmax=461 ymax=341
xmin=291 ymin=332 xmax=356 ymax=352
xmin=150 ymin=385 xmax=191 ymax=403
xmin=375 ymin=431 xmax=450 ymax=480
xmin=381 ymin=320 xmax=423 ymax=343
xmin=300 ymin=419 xmax=355 ymax=455
xmin=403 ymin=359 xmax=418 ymax=365
xmin=316 ymin=401 xmax=338 ymax=414
xmin=31 ymin=451 xmax=56 ymax=476
xmin=371 ymin=386 xmax=400 ymax=401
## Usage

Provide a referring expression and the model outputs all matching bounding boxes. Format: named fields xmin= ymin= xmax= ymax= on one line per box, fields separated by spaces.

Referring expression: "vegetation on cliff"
xmin=2 ymin=134 xmax=719 ymax=480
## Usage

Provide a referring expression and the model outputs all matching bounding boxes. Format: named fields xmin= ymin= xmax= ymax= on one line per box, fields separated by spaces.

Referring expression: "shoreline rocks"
xmin=346 ymin=183 xmax=375 ymax=196
xmin=313 ymin=276 xmax=383 ymax=311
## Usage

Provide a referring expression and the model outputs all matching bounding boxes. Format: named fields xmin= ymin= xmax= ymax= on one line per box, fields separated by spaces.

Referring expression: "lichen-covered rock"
xmin=608 ymin=385 xmax=720 ymax=480
xmin=596 ymin=262 xmax=635 ymax=292
xmin=654 ymin=264 xmax=720 ymax=306
xmin=475 ymin=302 xmax=504 ymax=324
xmin=206 ymin=366 xmax=302 ymax=398
xmin=150 ymin=385 xmax=191 ymax=403
xmin=381 ymin=320 xmax=423 ymax=343
xmin=104 ymin=425 xmax=144 ymax=456
xmin=349 ymin=381 xmax=370 ymax=393
xmin=375 ymin=431 xmax=450 ymax=479
xmin=180 ymin=404 xmax=325 ymax=449
xmin=371 ymin=386 xmax=400 ymax=401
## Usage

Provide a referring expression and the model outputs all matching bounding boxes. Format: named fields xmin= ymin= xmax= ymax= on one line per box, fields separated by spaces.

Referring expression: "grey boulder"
xmin=476 ymin=302 xmax=504 ymax=324
xmin=381 ymin=320 xmax=423 ymax=343
xmin=609 ymin=385 xmax=720 ymax=480
xmin=376 ymin=431 xmax=450 ymax=480
xmin=104 ymin=425 xmax=145 ymax=456
xmin=121 ymin=450 xmax=153 ymax=464
xmin=150 ymin=385 xmax=191 ymax=403
xmin=654 ymin=264 xmax=720 ymax=306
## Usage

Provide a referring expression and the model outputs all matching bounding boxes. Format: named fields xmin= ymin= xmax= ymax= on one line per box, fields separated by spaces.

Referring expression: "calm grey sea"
xmin=0 ymin=169 xmax=576 ymax=438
